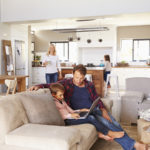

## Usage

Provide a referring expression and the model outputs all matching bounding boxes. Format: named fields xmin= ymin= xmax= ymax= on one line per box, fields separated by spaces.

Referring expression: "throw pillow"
xmin=19 ymin=93 xmax=65 ymax=126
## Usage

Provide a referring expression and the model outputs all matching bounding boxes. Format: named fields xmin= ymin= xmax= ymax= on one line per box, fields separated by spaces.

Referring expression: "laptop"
xmin=78 ymin=97 xmax=100 ymax=119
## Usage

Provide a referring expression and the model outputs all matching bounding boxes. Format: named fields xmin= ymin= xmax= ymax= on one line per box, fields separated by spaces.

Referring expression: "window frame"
xmin=50 ymin=41 xmax=69 ymax=61
xmin=120 ymin=39 xmax=150 ymax=62
xmin=133 ymin=39 xmax=150 ymax=62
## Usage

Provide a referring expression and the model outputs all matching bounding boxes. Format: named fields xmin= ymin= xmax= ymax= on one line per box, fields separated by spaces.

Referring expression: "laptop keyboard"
xmin=79 ymin=111 xmax=88 ymax=117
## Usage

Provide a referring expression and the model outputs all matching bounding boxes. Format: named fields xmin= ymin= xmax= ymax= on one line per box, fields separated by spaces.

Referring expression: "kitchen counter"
xmin=61 ymin=67 xmax=105 ymax=70
xmin=32 ymin=66 xmax=105 ymax=70
xmin=113 ymin=65 xmax=150 ymax=68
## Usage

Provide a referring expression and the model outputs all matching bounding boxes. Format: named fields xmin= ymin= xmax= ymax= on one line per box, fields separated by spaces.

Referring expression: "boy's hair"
xmin=73 ymin=64 xmax=87 ymax=75
xmin=50 ymin=83 xmax=65 ymax=95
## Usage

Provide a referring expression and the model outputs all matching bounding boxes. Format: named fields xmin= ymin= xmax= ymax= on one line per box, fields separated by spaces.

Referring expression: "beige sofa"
xmin=0 ymin=89 xmax=113 ymax=150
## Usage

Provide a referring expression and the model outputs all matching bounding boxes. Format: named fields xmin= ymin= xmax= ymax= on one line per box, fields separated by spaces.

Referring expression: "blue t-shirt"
xmin=70 ymin=85 xmax=92 ymax=109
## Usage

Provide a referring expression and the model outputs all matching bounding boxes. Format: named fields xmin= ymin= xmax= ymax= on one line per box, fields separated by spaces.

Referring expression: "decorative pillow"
xmin=19 ymin=93 xmax=65 ymax=126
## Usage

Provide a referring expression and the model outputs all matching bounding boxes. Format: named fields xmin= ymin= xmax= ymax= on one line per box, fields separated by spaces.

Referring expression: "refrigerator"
xmin=15 ymin=40 xmax=26 ymax=75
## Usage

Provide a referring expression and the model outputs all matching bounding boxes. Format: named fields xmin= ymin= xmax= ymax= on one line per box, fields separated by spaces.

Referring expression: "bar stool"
xmin=104 ymin=74 xmax=120 ymax=97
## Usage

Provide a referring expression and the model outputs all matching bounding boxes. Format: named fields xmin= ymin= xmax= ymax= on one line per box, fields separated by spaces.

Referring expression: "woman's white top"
xmin=42 ymin=55 xmax=61 ymax=74
xmin=104 ymin=61 xmax=111 ymax=72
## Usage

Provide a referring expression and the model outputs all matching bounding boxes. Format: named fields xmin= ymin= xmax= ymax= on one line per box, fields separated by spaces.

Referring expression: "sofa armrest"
xmin=101 ymin=98 xmax=113 ymax=113
xmin=122 ymin=91 xmax=144 ymax=103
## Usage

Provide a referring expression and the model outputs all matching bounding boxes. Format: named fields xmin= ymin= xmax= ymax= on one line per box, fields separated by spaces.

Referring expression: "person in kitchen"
xmin=104 ymin=54 xmax=111 ymax=88
xmin=42 ymin=43 xmax=62 ymax=83
xmin=29 ymin=64 xmax=147 ymax=150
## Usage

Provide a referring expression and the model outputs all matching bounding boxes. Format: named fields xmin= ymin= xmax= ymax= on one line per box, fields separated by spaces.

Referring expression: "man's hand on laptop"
xmin=29 ymin=86 xmax=40 ymax=91
xmin=71 ymin=113 xmax=80 ymax=119
xmin=80 ymin=108 xmax=89 ymax=112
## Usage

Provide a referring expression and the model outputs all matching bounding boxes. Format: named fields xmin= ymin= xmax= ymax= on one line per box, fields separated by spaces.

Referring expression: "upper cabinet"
xmin=76 ymin=25 xmax=117 ymax=48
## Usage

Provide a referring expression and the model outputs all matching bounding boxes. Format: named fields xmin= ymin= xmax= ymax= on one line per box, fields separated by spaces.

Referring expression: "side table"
xmin=137 ymin=119 xmax=150 ymax=143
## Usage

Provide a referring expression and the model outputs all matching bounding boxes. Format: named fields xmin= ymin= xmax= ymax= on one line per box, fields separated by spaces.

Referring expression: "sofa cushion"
xmin=0 ymin=95 xmax=28 ymax=144
xmin=69 ymin=124 xmax=97 ymax=150
xmin=19 ymin=92 xmax=65 ymax=126
xmin=5 ymin=124 xmax=80 ymax=150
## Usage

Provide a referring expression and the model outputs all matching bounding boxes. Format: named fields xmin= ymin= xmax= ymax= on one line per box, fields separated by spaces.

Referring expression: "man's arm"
xmin=89 ymin=82 xmax=111 ymax=121
xmin=29 ymin=83 xmax=50 ymax=91
xmin=89 ymin=82 xmax=105 ymax=109
xmin=29 ymin=78 xmax=67 ymax=91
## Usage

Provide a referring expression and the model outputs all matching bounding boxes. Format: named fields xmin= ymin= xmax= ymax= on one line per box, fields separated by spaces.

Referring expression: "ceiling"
xmin=27 ymin=12 xmax=150 ymax=31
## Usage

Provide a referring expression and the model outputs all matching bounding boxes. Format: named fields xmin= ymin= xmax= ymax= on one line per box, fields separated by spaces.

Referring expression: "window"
xmin=120 ymin=39 xmax=132 ymax=62
xmin=133 ymin=39 xmax=150 ymax=61
xmin=120 ymin=39 xmax=150 ymax=62
xmin=51 ymin=41 xmax=69 ymax=61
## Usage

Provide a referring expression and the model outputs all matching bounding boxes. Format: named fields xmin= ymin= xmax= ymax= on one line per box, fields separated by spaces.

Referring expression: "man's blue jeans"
xmin=45 ymin=72 xmax=58 ymax=83
xmin=64 ymin=115 xmax=109 ymax=135
xmin=93 ymin=108 xmax=136 ymax=150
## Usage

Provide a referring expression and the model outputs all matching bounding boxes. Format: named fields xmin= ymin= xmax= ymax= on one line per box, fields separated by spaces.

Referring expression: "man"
xmin=30 ymin=64 xmax=147 ymax=150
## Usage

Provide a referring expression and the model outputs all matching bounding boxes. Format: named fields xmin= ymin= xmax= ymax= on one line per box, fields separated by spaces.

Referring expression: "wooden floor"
xmin=90 ymin=124 xmax=138 ymax=150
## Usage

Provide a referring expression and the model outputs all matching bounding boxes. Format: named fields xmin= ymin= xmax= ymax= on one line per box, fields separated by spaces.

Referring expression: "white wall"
xmin=1 ymin=0 xmax=150 ymax=22
xmin=34 ymin=30 xmax=76 ymax=52
xmin=78 ymin=47 xmax=113 ymax=65
xmin=0 ymin=0 xmax=1 ymax=22
xmin=77 ymin=25 xmax=117 ymax=65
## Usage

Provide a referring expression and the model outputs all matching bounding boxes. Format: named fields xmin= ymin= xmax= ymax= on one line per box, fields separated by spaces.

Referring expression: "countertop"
xmin=113 ymin=65 xmax=150 ymax=68
xmin=61 ymin=67 xmax=105 ymax=70
xmin=32 ymin=65 xmax=150 ymax=69
xmin=32 ymin=66 xmax=105 ymax=70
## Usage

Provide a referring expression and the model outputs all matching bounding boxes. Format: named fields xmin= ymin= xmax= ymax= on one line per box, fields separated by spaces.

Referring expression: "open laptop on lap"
xmin=78 ymin=97 xmax=100 ymax=119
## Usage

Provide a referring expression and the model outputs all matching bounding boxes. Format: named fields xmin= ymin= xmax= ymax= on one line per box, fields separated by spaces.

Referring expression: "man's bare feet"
xmin=134 ymin=142 xmax=148 ymax=150
xmin=98 ymin=132 xmax=113 ymax=141
xmin=108 ymin=131 xmax=124 ymax=139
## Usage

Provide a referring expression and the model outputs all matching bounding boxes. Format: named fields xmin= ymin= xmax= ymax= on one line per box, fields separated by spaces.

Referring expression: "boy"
xmin=50 ymin=83 xmax=124 ymax=141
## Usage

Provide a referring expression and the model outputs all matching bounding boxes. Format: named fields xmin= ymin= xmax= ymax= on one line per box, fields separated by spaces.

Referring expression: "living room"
xmin=0 ymin=0 xmax=150 ymax=150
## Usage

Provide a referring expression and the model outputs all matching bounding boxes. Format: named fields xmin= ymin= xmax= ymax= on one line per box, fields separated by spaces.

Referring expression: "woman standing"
xmin=43 ymin=44 xmax=62 ymax=83
xmin=104 ymin=55 xmax=111 ymax=88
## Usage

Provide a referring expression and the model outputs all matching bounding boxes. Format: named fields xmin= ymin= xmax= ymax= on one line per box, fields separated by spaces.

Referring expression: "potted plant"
xmin=117 ymin=61 xmax=129 ymax=67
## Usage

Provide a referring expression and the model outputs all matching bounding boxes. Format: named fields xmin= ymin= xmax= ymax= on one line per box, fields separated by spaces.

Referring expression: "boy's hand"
xmin=71 ymin=113 xmax=80 ymax=119
xmin=80 ymin=108 xmax=89 ymax=112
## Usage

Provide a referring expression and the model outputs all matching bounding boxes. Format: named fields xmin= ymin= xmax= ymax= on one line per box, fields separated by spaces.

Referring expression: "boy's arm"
xmin=64 ymin=101 xmax=75 ymax=113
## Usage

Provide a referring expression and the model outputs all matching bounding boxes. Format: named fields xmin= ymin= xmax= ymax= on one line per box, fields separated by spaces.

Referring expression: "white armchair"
xmin=121 ymin=77 xmax=150 ymax=124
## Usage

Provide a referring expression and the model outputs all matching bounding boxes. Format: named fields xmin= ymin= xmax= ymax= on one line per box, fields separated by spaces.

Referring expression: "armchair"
xmin=121 ymin=77 xmax=150 ymax=124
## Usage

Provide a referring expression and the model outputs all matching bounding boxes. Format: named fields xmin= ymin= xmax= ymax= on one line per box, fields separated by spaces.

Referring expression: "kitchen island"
xmin=61 ymin=67 xmax=105 ymax=97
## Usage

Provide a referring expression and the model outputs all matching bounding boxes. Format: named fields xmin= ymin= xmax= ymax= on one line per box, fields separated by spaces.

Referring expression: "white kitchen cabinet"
xmin=111 ymin=67 xmax=150 ymax=90
xmin=32 ymin=67 xmax=46 ymax=85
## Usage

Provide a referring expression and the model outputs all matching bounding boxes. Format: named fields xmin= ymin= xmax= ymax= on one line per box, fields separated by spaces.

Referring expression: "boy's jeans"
xmin=93 ymin=107 xmax=136 ymax=150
